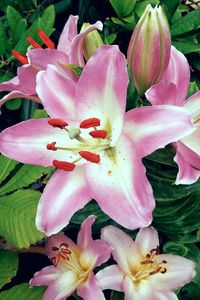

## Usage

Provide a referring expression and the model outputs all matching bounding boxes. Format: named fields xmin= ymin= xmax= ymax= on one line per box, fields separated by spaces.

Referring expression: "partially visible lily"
xmin=30 ymin=215 xmax=110 ymax=300
xmin=146 ymin=46 xmax=200 ymax=184
xmin=0 ymin=46 xmax=194 ymax=235
xmin=97 ymin=226 xmax=196 ymax=300
xmin=0 ymin=15 xmax=103 ymax=107
xmin=127 ymin=4 xmax=171 ymax=95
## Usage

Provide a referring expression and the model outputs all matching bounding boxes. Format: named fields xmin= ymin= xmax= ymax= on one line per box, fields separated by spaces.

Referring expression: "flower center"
xmin=131 ymin=246 xmax=167 ymax=284
xmin=46 ymin=118 xmax=111 ymax=171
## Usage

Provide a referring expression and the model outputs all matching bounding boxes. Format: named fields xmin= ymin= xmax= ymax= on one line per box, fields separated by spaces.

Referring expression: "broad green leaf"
xmin=40 ymin=5 xmax=55 ymax=34
xmin=31 ymin=109 xmax=49 ymax=119
xmin=134 ymin=1 xmax=159 ymax=18
xmin=0 ymin=189 xmax=45 ymax=248
xmin=109 ymin=0 xmax=136 ymax=18
xmin=7 ymin=6 xmax=23 ymax=36
xmin=180 ymin=282 xmax=200 ymax=299
xmin=110 ymin=291 xmax=124 ymax=300
xmin=145 ymin=146 xmax=176 ymax=167
xmin=172 ymin=40 xmax=200 ymax=54
xmin=0 ymin=283 xmax=46 ymax=299
xmin=0 ymin=250 xmax=18 ymax=289
xmin=171 ymin=8 xmax=200 ymax=36
xmin=0 ymin=71 xmax=14 ymax=82
xmin=104 ymin=33 xmax=117 ymax=45
xmin=159 ymin=0 xmax=180 ymax=22
xmin=163 ymin=241 xmax=189 ymax=256
xmin=12 ymin=19 xmax=27 ymax=44
xmin=5 ymin=98 xmax=22 ymax=110
xmin=0 ymin=20 xmax=7 ymax=55
xmin=0 ymin=155 xmax=19 ymax=185
xmin=0 ymin=164 xmax=52 ymax=196
xmin=186 ymin=244 xmax=200 ymax=286
xmin=54 ymin=0 xmax=72 ymax=14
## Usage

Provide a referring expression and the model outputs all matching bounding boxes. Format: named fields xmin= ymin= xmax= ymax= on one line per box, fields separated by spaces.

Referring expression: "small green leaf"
xmin=5 ymin=98 xmax=22 ymax=110
xmin=0 ymin=250 xmax=18 ymax=289
xmin=0 ymin=283 xmax=46 ymax=300
xmin=172 ymin=40 xmax=200 ymax=54
xmin=0 ymin=189 xmax=45 ymax=248
xmin=0 ymin=20 xmax=7 ymax=55
xmin=109 ymin=0 xmax=136 ymax=18
xmin=7 ymin=6 xmax=23 ymax=36
xmin=171 ymin=8 xmax=200 ymax=36
xmin=31 ymin=109 xmax=49 ymax=119
xmin=0 ymin=155 xmax=19 ymax=185
xmin=104 ymin=33 xmax=117 ymax=45
xmin=40 ymin=5 xmax=55 ymax=36
xmin=187 ymin=81 xmax=199 ymax=98
xmin=63 ymin=64 xmax=83 ymax=77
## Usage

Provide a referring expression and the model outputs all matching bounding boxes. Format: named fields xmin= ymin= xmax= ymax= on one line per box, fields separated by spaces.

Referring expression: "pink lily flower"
xmin=146 ymin=46 xmax=200 ymax=184
xmin=97 ymin=226 xmax=196 ymax=300
xmin=30 ymin=215 xmax=110 ymax=300
xmin=0 ymin=15 xmax=103 ymax=107
xmin=0 ymin=46 xmax=194 ymax=235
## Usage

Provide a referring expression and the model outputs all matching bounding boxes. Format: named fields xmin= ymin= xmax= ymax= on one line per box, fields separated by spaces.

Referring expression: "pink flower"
xmin=30 ymin=215 xmax=110 ymax=300
xmin=0 ymin=15 xmax=102 ymax=107
xmin=146 ymin=46 xmax=200 ymax=184
xmin=97 ymin=226 xmax=196 ymax=300
xmin=127 ymin=4 xmax=171 ymax=95
xmin=0 ymin=46 xmax=194 ymax=235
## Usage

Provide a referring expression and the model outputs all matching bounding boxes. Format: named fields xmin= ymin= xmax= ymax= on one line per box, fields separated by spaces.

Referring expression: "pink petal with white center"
xmin=76 ymin=45 xmax=128 ymax=145
xmin=69 ymin=21 xmax=103 ymax=67
xmin=30 ymin=266 xmax=60 ymax=286
xmin=174 ymin=146 xmax=200 ymax=185
xmin=43 ymin=270 xmax=79 ymax=300
xmin=57 ymin=15 xmax=78 ymax=54
xmin=135 ymin=227 xmax=159 ymax=257
xmin=123 ymin=105 xmax=194 ymax=158
xmin=36 ymin=168 xmax=91 ymax=235
xmin=77 ymin=215 xmax=96 ymax=249
xmin=101 ymin=226 xmax=140 ymax=274
xmin=0 ymin=119 xmax=81 ymax=167
xmin=86 ymin=134 xmax=154 ymax=229
xmin=96 ymin=265 xmax=124 ymax=291
xmin=151 ymin=254 xmax=196 ymax=291
xmin=146 ymin=46 xmax=190 ymax=106
xmin=77 ymin=273 xmax=105 ymax=300
xmin=179 ymin=137 xmax=200 ymax=168
xmin=124 ymin=276 xmax=154 ymax=300
xmin=36 ymin=65 xmax=76 ymax=119
xmin=183 ymin=91 xmax=200 ymax=120
xmin=0 ymin=91 xmax=40 ymax=107
xmin=154 ymin=292 xmax=178 ymax=300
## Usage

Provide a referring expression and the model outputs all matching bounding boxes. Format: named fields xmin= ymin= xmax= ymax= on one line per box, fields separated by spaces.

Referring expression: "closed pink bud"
xmin=127 ymin=4 xmax=171 ymax=95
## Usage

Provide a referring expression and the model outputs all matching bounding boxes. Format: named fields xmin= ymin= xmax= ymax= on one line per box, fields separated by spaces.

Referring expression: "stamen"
xmin=37 ymin=30 xmax=55 ymax=49
xmin=26 ymin=36 xmax=42 ymax=48
xmin=79 ymin=151 xmax=100 ymax=164
xmin=48 ymin=119 xmax=68 ymax=128
xmin=53 ymin=160 xmax=76 ymax=171
xmin=52 ymin=246 xmax=59 ymax=251
xmin=80 ymin=118 xmax=100 ymax=129
xmin=89 ymin=130 xmax=108 ymax=139
xmin=150 ymin=246 xmax=159 ymax=255
xmin=149 ymin=266 xmax=162 ymax=276
xmin=160 ymin=268 xmax=167 ymax=274
xmin=140 ymin=260 xmax=154 ymax=265
xmin=11 ymin=50 xmax=28 ymax=65
xmin=46 ymin=142 xmax=57 ymax=151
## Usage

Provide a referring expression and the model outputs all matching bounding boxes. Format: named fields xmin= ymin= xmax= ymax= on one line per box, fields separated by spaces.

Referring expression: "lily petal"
xmin=0 ymin=91 xmax=40 ymax=107
xmin=36 ymin=65 xmax=76 ymax=119
xmin=96 ymin=265 xmax=124 ymax=292
xmin=154 ymin=292 xmax=178 ymax=300
xmin=36 ymin=168 xmax=91 ymax=235
xmin=135 ymin=227 xmax=159 ymax=257
xmin=77 ymin=215 xmax=96 ymax=248
xmin=124 ymin=276 xmax=154 ymax=300
xmin=86 ymin=134 xmax=154 ymax=229
xmin=30 ymin=266 xmax=60 ymax=286
xmin=123 ymin=105 xmax=194 ymax=157
xmin=178 ymin=139 xmax=200 ymax=169
xmin=76 ymin=45 xmax=128 ymax=145
xmin=183 ymin=91 xmax=200 ymax=118
xmin=0 ymin=119 xmax=81 ymax=167
xmin=77 ymin=273 xmax=105 ymax=300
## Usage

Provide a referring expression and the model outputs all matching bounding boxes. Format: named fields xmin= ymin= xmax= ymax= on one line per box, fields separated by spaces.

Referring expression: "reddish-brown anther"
xmin=89 ymin=130 xmax=108 ymax=139
xmin=26 ymin=36 xmax=42 ymax=48
xmin=37 ymin=30 xmax=55 ymax=49
xmin=80 ymin=118 xmax=100 ymax=129
xmin=46 ymin=142 xmax=57 ymax=151
xmin=53 ymin=160 xmax=76 ymax=171
xmin=48 ymin=119 xmax=68 ymax=128
xmin=79 ymin=151 xmax=100 ymax=164
xmin=12 ymin=50 xmax=28 ymax=65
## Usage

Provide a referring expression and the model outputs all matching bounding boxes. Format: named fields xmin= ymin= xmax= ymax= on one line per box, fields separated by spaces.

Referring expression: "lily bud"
xmin=80 ymin=22 xmax=104 ymax=61
xmin=127 ymin=4 xmax=171 ymax=95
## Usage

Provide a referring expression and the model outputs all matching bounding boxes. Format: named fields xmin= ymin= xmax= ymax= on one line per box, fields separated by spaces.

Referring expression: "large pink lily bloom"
xmin=0 ymin=15 xmax=102 ymax=107
xmin=0 ymin=46 xmax=194 ymax=235
xmin=30 ymin=215 xmax=110 ymax=300
xmin=146 ymin=46 xmax=200 ymax=184
xmin=97 ymin=226 xmax=196 ymax=300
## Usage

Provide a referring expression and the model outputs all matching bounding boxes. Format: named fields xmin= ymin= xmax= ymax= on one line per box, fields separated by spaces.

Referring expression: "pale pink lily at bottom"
xmin=30 ymin=215 xmax=110 ymax=300
xmin=0 ymin=46 xmax=195 ymax=235
xmin=97 ymin=226 xmax=196 ymax=300
xmin=146 ymin=46 xmax=200 ymax=184
xmin=0 ymin=15 xmax=102 ymax=107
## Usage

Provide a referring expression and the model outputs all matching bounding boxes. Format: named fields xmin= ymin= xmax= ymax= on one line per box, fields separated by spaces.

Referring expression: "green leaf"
xmin=40 ymin=5 xmax=55 ymax=36
xmin=163 ymin=241 xmax=189 ymax=256
xmin=0 ymin=155 xmax=19 ymax=185
xmin=186 ymin=244 xmax=200 ymax=286
xmin=0 ymin=71 xmax=14 ymax=82
xmin=110 ymin=291 xmax=124 ymax=300
xmin=5 ymin=98 xmax=22 ymax=110
xmin=0 ymin=283 xmax=46 ymax=299
xmin=0 ymin=250 xmax=18 ymax=289
xmin=0 ymin=164 xmax=53 ymax=196
xmin=171 ymin=8 xmax=200 ymax=36
xmin=0 ymin=189 xmax=45 ymax=248
xmin=172 ymin=40 xmax=200 ymax=54
xmin=7 ymin=6 xmax=23 ymax=36
xmin=0 ymin=20 xmax=7 ymax=55
xmin=187 ymin=81 xmax=199 ymax=98
xmin=31 ymin=109 xmax=49 ymax=119
xmin=159 ymin=0 xmax=180 ymax=22
xmin=109 ymin=0 xmax=136 ymax=18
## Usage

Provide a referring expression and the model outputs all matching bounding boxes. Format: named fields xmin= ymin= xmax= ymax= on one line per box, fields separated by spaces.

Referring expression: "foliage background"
xmin=0 ymin=0 xmax=200 ymax=299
